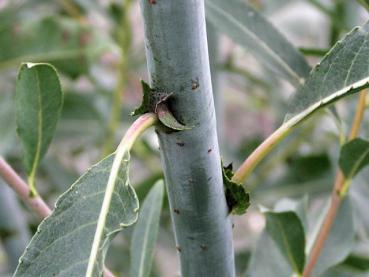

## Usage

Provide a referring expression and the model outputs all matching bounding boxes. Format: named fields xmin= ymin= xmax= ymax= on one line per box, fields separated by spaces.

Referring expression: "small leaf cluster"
xmin=222 ymin=163 xmax=250 ymax=215
xmin=132 ymin=80 xmax=192 ymax=131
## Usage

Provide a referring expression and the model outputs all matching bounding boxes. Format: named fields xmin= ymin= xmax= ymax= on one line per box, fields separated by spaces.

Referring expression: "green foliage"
xmin=14 ymin=154 xmax=139 ymax=276
xmin=16 ymin=63 xmax=63 ymax=194
xmin=0 ymin=16 xmax=110 ymax=77
xmin=247 ymin=196 xmax=355 ymax=277
xmin=246 ymin=231 xmax=292 ymax=277
xmin=1 ymin=1 xmax=369 ymax=276
xmin=246 ymin=197 xmax=307 ymax=277
xmin=273 ymin=196 xmax=308 ymax=230
xmin=205 ymin=0 xmax=311 ymax=86
xmin=222 ymin=163 xmax=250 ymax=215
xmin=132 ymin=81 xmax=191 ymax=131
xmin=285 ymin=22 xmax=369 ymax=127
xmin=287 ymin=154 xmax=331 ymax=182
xmin=339 ymin=138 xmax=369 ymax=179
xmin=341 ymin=254 xmax=369 ymax=272
xmin=130 ymin=180 xmax=164 ymax=277
xmin=131 ymin=80 xmax=152 ymax=116
xmin=265 ymin=211 xmax=305 ymax=274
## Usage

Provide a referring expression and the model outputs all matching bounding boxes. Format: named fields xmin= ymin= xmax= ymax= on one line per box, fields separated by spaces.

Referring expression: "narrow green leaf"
xmin=130 ymin=180 xmax=164 ymax=277
xmin=16 ymin=63 xmax=63 ymax=195
xmin=341 ymin=254 xmax=369 ymax=272
xmin=246 ymin=198 xmax=307 ymax=276
xmin=246 ymin=231 xmax=292 ymax=277
xmin=339 ymin=138 xmax=369 ymax=179
xmin=284 ymin=22 xmax=369 ymax=129
xmin=14 ymin=154 xmax=139 ymax=276
xmin=265 ymin=211 xmax=305 ymax=274
xmin=274 ymin=196 xmax=309 ymax=231
xmin=287 ymin=154 xmax=332 ymax=182
xmin=205 ymin=0 xmax=310 ymax=86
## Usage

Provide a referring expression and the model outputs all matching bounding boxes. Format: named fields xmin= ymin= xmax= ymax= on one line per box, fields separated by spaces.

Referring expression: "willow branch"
xmin=303 ymin=90 xmax=367 ymax=277
xmin=348 ymin=90 xmax=367 ymax=139
xmin=232 ymin=124 xmax=291 ymax=184
xmin=88 ymin=113 xmax=157 ymax=277
xmin=0 ymin=157 xmax=51 ymax=218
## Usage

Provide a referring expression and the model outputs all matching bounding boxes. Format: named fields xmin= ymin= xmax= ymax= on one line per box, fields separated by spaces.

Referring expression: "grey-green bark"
xmin=207 ymin=22 xmax=223 ymax=142
xmin=140 ymin=1 xmax=234 ymax=276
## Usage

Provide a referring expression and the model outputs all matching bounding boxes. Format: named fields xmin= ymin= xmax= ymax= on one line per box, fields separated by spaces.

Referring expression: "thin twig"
xmin=0 ymin=157 xmax=118 ymax=277
xmin=303 ymin=90 xmax=367 ymax=277
xmin=0 ymin=157 xmax=51 ymax=218
xmin=232 ymin=124 xmax=290 ymax=184
xmin=349 ymin=90 xmax=367 ymax=139
xmin=302 ymin=171 xmax=343 ymax=277
xmin=87 ymin=113 xmax=157 ymax=276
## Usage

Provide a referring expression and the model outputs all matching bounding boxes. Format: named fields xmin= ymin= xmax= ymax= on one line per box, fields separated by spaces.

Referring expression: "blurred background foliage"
xmin=1 ymin=0 xmax=369 ymax=276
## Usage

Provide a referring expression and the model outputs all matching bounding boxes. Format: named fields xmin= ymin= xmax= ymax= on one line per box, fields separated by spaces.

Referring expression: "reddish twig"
xmin=0 ymin=157 xmax=51 ymax=218
xmin=303 ymin=90 xmax=367 ymax=277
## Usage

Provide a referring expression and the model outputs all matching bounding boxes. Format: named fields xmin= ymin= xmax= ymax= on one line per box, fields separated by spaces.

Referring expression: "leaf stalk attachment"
xmin=87 ymin=113 xmax=157 ymax=277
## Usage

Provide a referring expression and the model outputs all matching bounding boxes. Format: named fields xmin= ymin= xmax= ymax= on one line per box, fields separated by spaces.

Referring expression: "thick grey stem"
xmin=140 ymin=1 xmax=235 ymax=276
xmin=207 ymin=21 xmax=223 ymax=142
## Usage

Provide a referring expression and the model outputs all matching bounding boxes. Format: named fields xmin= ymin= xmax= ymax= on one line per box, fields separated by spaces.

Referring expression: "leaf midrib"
xmin=347 ymin=146 xmax=369 ymax=179
xmin=86 ymin=151 xmax=130 ymax=276
xmin=285 ymin=76 xmax=369 ymax=129
xmin=29 ymin=69 xmax=43 ymax=180
xmin=274 ymin=218 xmax=301 ymax=273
